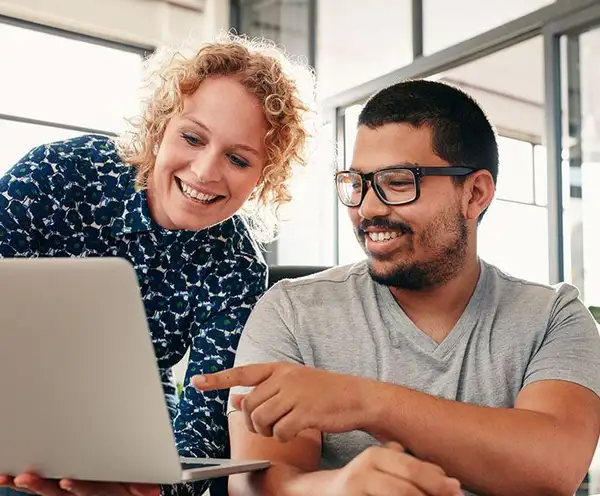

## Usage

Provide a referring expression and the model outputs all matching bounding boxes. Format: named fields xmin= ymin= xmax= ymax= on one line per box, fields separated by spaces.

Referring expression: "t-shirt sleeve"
xmin=523 ymin=283 xmax=600 ymax=397
xmin=227 ymin=281 xmax=304 ymax=414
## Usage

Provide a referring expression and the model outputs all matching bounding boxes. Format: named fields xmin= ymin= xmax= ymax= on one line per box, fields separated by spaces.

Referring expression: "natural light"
xmin=0 ymin=22 xmax=143 ymax=174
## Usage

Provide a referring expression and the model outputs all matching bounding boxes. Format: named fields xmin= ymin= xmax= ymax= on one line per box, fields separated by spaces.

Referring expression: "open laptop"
xmin=0 ymin=257 xmax=269 ymax=484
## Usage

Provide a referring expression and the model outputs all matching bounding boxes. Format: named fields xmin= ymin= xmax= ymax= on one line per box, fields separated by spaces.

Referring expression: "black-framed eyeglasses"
xmin=334 ymin=166 xmax=475 ymax=207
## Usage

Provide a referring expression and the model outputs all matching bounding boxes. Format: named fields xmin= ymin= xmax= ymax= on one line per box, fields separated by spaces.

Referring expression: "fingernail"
xmin=60 ymin=480 xmax=73 ymax=491
xmin=193 ymin=375 xmax=206 ymax=384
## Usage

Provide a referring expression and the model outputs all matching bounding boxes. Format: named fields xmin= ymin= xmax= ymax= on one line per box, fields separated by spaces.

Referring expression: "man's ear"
xmin=464 ymin=170 xmax=495 ymax=221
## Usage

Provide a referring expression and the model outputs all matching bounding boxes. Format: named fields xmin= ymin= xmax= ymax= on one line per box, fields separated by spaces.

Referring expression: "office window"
xmin=234 ymin=0 xmax=312 ymax=63
xmin=0 ymin=21 xmax=144 ymax=174
xmin=479 ymin=138 xmax=549 ymax=284
xmin=276 ymin=120 xmax=337 ymax=266
xmin=234 ymin=0 xmax=338 ymax=266
xmin=433 ymin=37 xmax=549 ymax=284
xmin=495 ymin=136 xmax=535 ymax=203
xmin=0 ymin=120 xmax=82 ymax=175
xmin=560 ymin=26 xmax=600 ymax=307
xmin=337 ymin=104 xmax=366 ymax=265
xmin=479 ymin=200 xmax=549 ymax=283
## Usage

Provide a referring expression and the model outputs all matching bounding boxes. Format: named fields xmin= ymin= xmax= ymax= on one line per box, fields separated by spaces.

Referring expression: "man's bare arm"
xmin=199 ymin=365 xmax=600 ymax=496
xmin=362 ymin=379 xmax=600 ymax=496
xmin=227 ymin=412 xmax=323 ymax=496
xmin=227 ymin=411 xmax=462 ymax=496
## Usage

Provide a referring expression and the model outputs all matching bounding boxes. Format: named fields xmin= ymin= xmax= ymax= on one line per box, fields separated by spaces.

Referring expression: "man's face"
xmin=349 ymin=123 xmax=470 ymax=291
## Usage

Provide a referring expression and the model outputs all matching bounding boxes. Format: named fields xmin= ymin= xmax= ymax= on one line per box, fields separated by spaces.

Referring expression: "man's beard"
xmin=359 ymin=210 xmax=469 ymax=291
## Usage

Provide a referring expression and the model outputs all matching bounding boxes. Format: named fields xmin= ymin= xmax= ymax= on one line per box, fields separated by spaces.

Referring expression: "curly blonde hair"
xmin=117 ymin=32 xmax=315 ymax=242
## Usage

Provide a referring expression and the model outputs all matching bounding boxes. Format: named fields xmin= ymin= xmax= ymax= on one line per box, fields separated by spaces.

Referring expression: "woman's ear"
xmin=464 ymin=170 xmax=495 ymax=221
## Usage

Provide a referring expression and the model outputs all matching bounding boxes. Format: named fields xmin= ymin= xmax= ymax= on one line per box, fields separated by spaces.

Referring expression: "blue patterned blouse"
xmin=0 ymin=134 xmax=268 ymax=495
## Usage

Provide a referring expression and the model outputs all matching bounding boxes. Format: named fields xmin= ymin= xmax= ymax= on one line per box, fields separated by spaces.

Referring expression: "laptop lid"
xmin=0 ymin=257 xmax=184 ymax=484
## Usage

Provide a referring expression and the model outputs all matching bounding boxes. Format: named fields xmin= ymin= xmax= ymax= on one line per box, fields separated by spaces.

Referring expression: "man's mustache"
xmin=357 ymin=218 xmax=413 ymax=237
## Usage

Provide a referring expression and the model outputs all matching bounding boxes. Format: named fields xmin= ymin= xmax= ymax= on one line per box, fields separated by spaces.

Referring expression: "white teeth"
xmin=367 ymin=231 xmax=400 ymax=242
xmin=180 ymin=181 xmax=218 ymax=202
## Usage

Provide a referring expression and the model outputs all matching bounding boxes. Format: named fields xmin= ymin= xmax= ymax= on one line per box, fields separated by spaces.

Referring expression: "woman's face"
xmin=148 ymin=75 xmax=268 ymax=231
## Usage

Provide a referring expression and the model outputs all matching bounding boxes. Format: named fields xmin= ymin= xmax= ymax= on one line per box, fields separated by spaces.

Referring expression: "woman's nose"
xmin=190 ymin=148 xmax=223 ymax=182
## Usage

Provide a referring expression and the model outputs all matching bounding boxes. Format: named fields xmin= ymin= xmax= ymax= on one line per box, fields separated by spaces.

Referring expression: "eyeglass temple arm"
xmin=419 ymin=166 xmax=474 ymax=176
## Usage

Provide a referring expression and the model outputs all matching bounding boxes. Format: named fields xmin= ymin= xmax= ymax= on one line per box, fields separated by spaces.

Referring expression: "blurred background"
xmin=2 ymin=0 xmax=599 ymax=303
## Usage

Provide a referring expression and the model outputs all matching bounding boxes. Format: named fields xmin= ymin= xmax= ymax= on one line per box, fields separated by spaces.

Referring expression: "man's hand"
xmin=192 ymin=362 xmax=375 ymax=442
xmin=0 ymin=473 xmax=159 ymax=496
xmin=287 ymin=443 xmax=463 ymax=496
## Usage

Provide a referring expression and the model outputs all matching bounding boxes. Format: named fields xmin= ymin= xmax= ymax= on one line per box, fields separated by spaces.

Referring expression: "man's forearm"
xmin=361 ymin=381 xmax=594 ymax=496
xmin=229 ymin=464 xmax=334 ymax=496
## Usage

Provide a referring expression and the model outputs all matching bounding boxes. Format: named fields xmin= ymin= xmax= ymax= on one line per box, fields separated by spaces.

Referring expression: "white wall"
xmin=0 ymin=0 xmax=229 ymax=48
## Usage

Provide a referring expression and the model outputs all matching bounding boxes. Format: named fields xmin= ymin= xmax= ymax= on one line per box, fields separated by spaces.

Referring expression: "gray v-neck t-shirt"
xmin=229 ymin=259 xmax=600 ymax=490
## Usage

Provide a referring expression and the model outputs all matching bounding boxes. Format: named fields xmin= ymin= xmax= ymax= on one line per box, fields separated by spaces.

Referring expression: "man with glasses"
xmin=194 ymin=80 xmax=600 ymax=496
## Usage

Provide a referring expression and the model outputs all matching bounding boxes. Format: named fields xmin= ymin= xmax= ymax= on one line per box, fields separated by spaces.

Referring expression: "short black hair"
xmin=358 ymin=79 xmax=498 ymax=184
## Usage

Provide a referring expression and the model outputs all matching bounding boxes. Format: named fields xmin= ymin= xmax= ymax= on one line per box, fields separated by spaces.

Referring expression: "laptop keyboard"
xmin=180 ymin=461 xmax=221 ymax=470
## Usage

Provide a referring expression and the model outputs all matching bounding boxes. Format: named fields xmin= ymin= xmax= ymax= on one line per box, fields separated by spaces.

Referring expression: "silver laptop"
xmin=0 ymin=257 xmax=269 ymax=484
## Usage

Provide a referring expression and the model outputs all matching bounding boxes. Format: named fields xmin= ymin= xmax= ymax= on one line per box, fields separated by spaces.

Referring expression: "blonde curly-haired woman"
xmin=0 ymin=33 xmax=313 ymax=496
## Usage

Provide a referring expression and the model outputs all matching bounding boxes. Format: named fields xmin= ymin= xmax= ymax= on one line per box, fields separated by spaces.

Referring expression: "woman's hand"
xmin=0 ymin=473 xmax=159 ymax=496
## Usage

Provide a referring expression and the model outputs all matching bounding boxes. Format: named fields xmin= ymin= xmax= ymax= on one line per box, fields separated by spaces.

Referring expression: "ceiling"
xmin=442 ymin=36 xmax=545 ymax=107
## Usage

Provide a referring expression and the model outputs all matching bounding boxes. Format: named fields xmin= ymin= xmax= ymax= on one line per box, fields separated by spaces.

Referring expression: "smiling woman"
xmin=147 ymin=76 xmax=269 ymax=232
xmin=0 ymin=33 xmax=314 ymax=496
xmin=117 ymin=34 xmax=314 ymax=241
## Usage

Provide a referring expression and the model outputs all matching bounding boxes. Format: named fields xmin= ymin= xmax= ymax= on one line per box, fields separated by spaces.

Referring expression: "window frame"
xmin=0 ymin=15 xmax=152 ymax=139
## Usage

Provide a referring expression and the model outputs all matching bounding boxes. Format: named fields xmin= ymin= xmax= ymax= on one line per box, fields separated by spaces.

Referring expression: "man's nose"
xmin=358 ymin=185 xmax=392 ymax=220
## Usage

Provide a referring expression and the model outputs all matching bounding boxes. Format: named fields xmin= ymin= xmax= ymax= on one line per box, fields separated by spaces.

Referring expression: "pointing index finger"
xmin=191 ymin=363 xmax=276 ymax=390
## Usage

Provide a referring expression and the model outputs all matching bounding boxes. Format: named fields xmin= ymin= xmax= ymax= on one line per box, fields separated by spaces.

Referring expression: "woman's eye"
xmin=228 ymin=154 xmax=249 ymax=169
xmin=182 ymin=133 xmax=203 ymax=146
